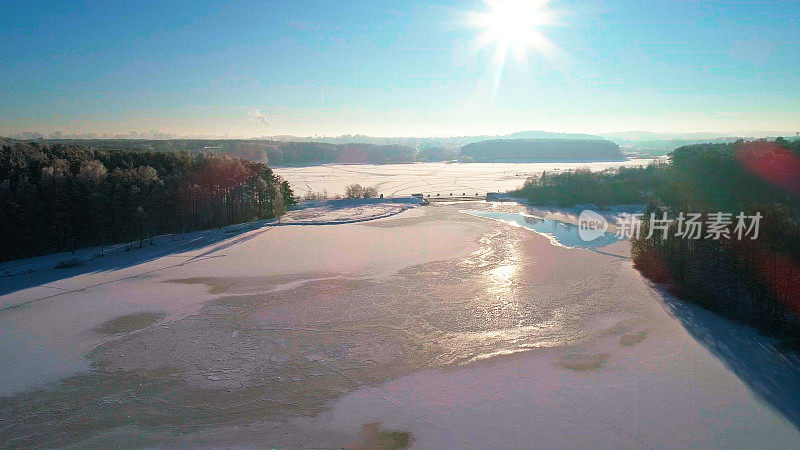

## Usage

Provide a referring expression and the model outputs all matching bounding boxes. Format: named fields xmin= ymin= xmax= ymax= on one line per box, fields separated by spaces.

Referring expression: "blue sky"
xmin=1 ymin=0 xmax=799 ymax=137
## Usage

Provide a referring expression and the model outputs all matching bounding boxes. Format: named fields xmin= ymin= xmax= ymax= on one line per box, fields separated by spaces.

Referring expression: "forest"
xmin=0 ymin=143 xmax=295 ymax=262
xmin=3 ymin=136 xmax=632 ymax=166
xmin=461 ymin=138 xmax=625 ymax=162
xmin=6 ymin=138 xmax=418 ymax=166
xmin=512 ymin=138 xmax=800 ymax=340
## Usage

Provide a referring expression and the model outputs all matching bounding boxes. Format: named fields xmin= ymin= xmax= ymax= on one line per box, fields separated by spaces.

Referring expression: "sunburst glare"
xmin=469 ymin=0 xmax=558 ymax=93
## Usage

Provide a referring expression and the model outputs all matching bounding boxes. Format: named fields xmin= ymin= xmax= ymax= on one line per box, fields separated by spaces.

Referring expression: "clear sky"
xmin=2 ymin=0 xmax=799 ymax=137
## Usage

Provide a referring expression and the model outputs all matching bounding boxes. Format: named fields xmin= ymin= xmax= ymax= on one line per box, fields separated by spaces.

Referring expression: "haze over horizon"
xmin=3 ymin=0 xmax=799 ymax=137
xmin=5 ymin=129 xmax=799 ymax=142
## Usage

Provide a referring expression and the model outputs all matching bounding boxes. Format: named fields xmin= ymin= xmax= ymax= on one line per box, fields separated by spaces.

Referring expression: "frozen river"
xmin=2 ymin=200 xmax=798 ymax=447
xmin=274 ymin=158 xmax=658 ymax=197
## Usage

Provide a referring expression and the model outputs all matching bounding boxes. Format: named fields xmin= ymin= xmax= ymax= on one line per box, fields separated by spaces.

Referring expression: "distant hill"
xmin=503 ymin=131 xmax=604 ymax=140
xmin=263 ymin=142 xmax=415 ymax=166
xmin=619 ymin=138 xmax=743 ymax=156
xmin=14 ymin=130 xmax=797 ymax=163
xmin=265 ymin=130 xmax=607 ymax=149
xmin=3 ymin=136 xmax=626 ymax=165
xmin=600 ymin=131 xmax=733 ymax=141
xmin=460 ymin=139 xmax=624 ymax=162
xmin=602 ymin=131 xmax=800 ymax=156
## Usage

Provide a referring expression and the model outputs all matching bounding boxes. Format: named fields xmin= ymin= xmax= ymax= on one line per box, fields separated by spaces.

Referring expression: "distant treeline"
xmin=512 ymin=138 xmax=800 ymax=339
xmin=263 ymin=142 xmax=416 ymax=165
xmin=7 ymin=137 xmax=632 ymax=166
xmin=0 ymin=143 xmax=295 ymax=261
xmin=14 ymin=139 xmax=418 ymax=166
xmin=1 ymin=130 xmax=610 ymax=153
xmin=509 ymin=164 xmax=669 ymax=206
xmin=619 ymin=137 xmax=744 ymax=156
xmin=461 ymin=139 xmax=624 ymax=163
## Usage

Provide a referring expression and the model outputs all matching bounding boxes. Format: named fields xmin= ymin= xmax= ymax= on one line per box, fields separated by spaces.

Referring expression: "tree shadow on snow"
xmin=0 ymin=219 xmax=281 ymax=303
xmin=660 ymin=294 xmax=800 ymax=430
xmin=1 ymin=197 xmax=422 ymax=304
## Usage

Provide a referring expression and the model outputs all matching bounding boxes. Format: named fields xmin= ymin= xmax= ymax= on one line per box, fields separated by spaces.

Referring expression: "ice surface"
xmin=274 ymin=159 xmax=658 ymax=197
xmin=1 ymin=197 xmax=798 ymax=448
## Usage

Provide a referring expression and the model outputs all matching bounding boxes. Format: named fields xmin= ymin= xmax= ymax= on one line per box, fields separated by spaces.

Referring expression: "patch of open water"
xmin=461 ymin=210 xmax=623 ymax=249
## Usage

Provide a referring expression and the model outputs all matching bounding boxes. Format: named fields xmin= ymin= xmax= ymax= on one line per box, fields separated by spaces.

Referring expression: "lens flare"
xmin=469 ymin=0 xmax=557 ymax=93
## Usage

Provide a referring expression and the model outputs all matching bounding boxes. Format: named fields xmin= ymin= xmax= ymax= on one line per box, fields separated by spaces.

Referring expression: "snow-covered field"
xmin=278 ymin=197 xmax=421 ymax=225
xmin=1 ymin=199 xmax=799 ymax=448
xmin=274 ymin=159 xmax=658 ymax=197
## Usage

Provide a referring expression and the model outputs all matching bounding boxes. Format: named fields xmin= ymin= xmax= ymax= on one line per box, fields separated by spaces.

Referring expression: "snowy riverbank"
xmin=0 ymin=197 xmax=422 ymax=283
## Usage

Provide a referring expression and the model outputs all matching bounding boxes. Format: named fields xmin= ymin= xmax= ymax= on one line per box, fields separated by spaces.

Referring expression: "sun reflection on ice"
xmin=434 ymin=225 xmax=585 ymax=365
xmin=486 ymin=264 xmax=517 ymax=298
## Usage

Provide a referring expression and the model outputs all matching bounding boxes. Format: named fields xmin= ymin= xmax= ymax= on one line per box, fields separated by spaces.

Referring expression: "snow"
xmin=1 ymin=194 xmax=799 ymax=447
xmin=0 ymin=197 xmax=422 ymax=285
xmin=274 ymin=159 xmax=658 ymax=198
xmin=279 ymin=197 xmax=422 ymax=225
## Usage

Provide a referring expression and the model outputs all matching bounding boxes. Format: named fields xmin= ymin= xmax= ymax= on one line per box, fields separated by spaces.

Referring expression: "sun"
xmin=469 ymin=0 xmax=556 ymax=91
